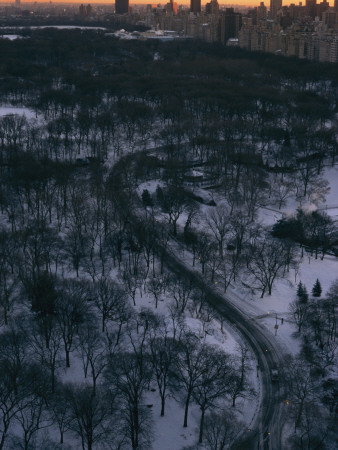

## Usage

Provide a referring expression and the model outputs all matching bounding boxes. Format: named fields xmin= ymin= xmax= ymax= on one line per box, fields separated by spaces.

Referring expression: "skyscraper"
xmin=190 ymin=0 xmax=201 ymax=14
xmin=257 ymin=1 xmax=268 ymax=20
xmin=205 ymin=0 xmax=219 ymax=15
xmin=220 ymin=8 xmax=242 ymax=44
xmin=115 ymin=0 xmax=129 ymax=14
xmin=270 ymin=0 xmax=282 ymax=19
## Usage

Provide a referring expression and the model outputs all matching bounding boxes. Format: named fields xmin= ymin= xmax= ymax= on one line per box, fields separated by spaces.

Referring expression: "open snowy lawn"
xmin=0 ymin=105 xmax=36 ymax=119
xmin=231 ymin=252 xmax=338 ymax=354
xmin=147 ymin=393 xmax=201 ymax=450
xmin=0 ymin=26 xmax=107 ymax=30
xmin=0 ymin=34 xmax=25 ymax=40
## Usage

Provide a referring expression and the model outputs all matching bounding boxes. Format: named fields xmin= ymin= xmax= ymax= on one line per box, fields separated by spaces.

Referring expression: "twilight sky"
xmin=2 ymin=0 xmax=335 ymax=6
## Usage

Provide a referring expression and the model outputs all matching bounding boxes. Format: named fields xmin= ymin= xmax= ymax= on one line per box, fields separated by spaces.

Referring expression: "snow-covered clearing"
xmin=0 ymin=105 xmax=36 ymax=119
xmin=132 ymin=281 xmax=259 ymax=449
xmin=0 ymin=26 xmax=107 ymax=31
xmin=137 ymin=162 xmax=338 ymax=362
xmin=0 ymin=34 xmax=25 ymax=40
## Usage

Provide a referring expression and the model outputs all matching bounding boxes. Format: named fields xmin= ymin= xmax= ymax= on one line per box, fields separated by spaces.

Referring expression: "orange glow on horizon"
xmin=0 ymin=0 xmax=335 ymax=6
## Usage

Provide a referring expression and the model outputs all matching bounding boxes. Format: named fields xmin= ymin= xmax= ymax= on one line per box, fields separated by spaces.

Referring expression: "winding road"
xmin=109 ymin=151 xmax=286 ymax=450
xmin=155 ymin=238 xmax=285 ymax=450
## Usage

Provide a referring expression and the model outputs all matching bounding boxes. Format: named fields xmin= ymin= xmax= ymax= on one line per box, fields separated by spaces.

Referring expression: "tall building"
xmin=257 ymin=2 xmax=268 ymax=20
xmin=335 ymin=0 xmax=338 ymax=12
xmin=79 ymin=3 xmax=86 ymax=16
xmin=15 ymin=0 xmax=21 ymax=7
xmin=115 ymin=0 xmax=129 ymax=14
xmin=205 ymin=0 xmax=219 ymax=15
xmin=316 ymin=0 xmax=330 ymax=19
xmin=306 ymin=0 xmax=316 ymax=18
xmin=270 ymin=0 xmax=282 ymax=19
xmin=220 ymin=8 xmax=242 ymax=44
xmin=166 ymin=0 xmax=178 ymax=14
xmin=322 ymin=8 xmax=337 ymax=28
xmin=190 ymin=0 xmax=201 ymax=14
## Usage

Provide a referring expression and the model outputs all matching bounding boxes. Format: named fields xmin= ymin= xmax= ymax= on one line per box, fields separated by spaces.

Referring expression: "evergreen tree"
xmin=312 ymin=278 xmax=322 ymax=298
xmin=141 ymin=189 xmax=153 ymax=207
xmin=296 ymin=281 xmax=304 ymax=299
xmin=156 ymin=185 xmax=164 ymax=205
xmin=296 ymin=282 xmax=308 ymax=303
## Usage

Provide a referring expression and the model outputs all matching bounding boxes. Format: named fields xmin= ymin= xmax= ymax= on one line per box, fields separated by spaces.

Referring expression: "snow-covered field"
xmin=0 ymin=34 xmax=25 ymax=40
xmin=138 ymin=162 xmax=338 ymax=360
xmin=0 ymin=105 xmax=36 ymax=119
xmin=0 ymin=91 xmax=336 ymax=447
xmin=0 ymin=26 xmax=107 ymax=30
xmin=248 ymin=165 xmax=338 ymax=347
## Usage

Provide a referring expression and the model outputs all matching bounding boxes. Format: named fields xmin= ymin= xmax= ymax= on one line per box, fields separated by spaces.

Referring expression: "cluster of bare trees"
xmin=282 ymin=353 xmax=337 ymax=449
xmin=286 ymin=280 xmax=337 ymax=448
xmin=1 ymin=31 xmax=337 ymax=450
xmin=289 ymin=279 xmax=337 ymax=377
xmin=168 ymin=199 xmax=299 ymax=297
xmin=0 ymin=292 xmax=253 ymax=449
xmin=0 ymin=152 xmax=255 ymax=448
xmin=1 ymin=31 xmax=337 ymax=199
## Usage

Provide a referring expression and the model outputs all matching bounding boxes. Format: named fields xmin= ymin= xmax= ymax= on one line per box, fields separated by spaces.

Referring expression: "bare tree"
xmin=106 ymin=352 xmax=153 ymax=450
xmin=64 ymin=225 xmax=89 ymax=278
xmin=30 ymin=324 xmax=62 ymax=394
xmin=66 ymin=384 xmax=114 ymax=450
xmin=218 ymin=253 xmax=241 ymax=293
xmin=168 ymin=277 xmax=193 ymax=314
xmin=271 ymin=175 xmax=295 ymax=210
xmin=0 ymin=231 xmax=19 ymax=324
xmin=228 ymin=345 xmax=253 ymax=407
xmin=228 ymin=208 xmax=252 ymax=256
xmin=0 ymin=329 xmax=29 ymax=450
xmin=287 ymin=400 xmax=331 ymax=450
xmin=203 ymin=410 xmax=243 ymax=450
xmin=283 ymin=355 xmax=319 ymax=430
xmin=55 ymin=279 xmax=90 ymax=368
xmin=192 ymin=348 xmax=233 ymax=443
xmin=120 ymin=266 xmax=138 ymax=306
xmin=14 ymin=369 xmax=52 ymax=450
xmin=93 ymin=278 xmax=127 ymax=332
xmin=167 ymin=302 xmax=186 ymax=342
xmin=173 ymin=334 xmax=210 ymax=428
xmin=159 ymin=186 xmax=187 ymax=236
xmin=149 ymin=322 xmax=177 ymax=416
xmin=289 ymin=299 xmax=309 ymax=333
xmin=25 ymin=271 xmax=58 ymax=350
xmin=48 ymin=385 xmax=73 ymax=445
xmin=76 ymin=323 xmax=108 ymax=396
xmin=247 ymin=235 xmax=292 ymax=297
xmin=147 ymin=272 xmax=168 ymax=309
xmin=196 ymin=232 xmax=215 ymax=276
xmin=324 ymin=280 xmax=337 ymax=341
xmin=206 ymin=204 xmax=230 ymax=259
xmin=0 ymin=326 xmax=28 ymax=396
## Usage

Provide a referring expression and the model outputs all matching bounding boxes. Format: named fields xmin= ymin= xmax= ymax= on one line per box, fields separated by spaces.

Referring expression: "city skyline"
xmin=4 ymin=0 xmax=336 ymax=6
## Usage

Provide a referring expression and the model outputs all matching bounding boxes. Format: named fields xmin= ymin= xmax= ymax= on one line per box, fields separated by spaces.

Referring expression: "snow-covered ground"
xmin=132 ymin=161 xmax=338 ymax=448
xmin=317 ymin=165 xmax=338 ymax=220
xmin=0 ymin=34 xmax=25 ymax=40
xmin=131 ymin=283 xmax=259 ymax=449
xmin=0 ymin=90 xmax=335 ymax=447
xmin=0 ymin=26 xmax=107 ymax=30
xmin=0 ymin=105 xmax=36 ymax=119
xmin=138 ymin=162 xmax=338 ymax=361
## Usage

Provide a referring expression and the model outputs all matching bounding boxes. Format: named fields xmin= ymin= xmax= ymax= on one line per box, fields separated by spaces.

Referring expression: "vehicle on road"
xmin=271 ymin=369 xmax=279 ymax=382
